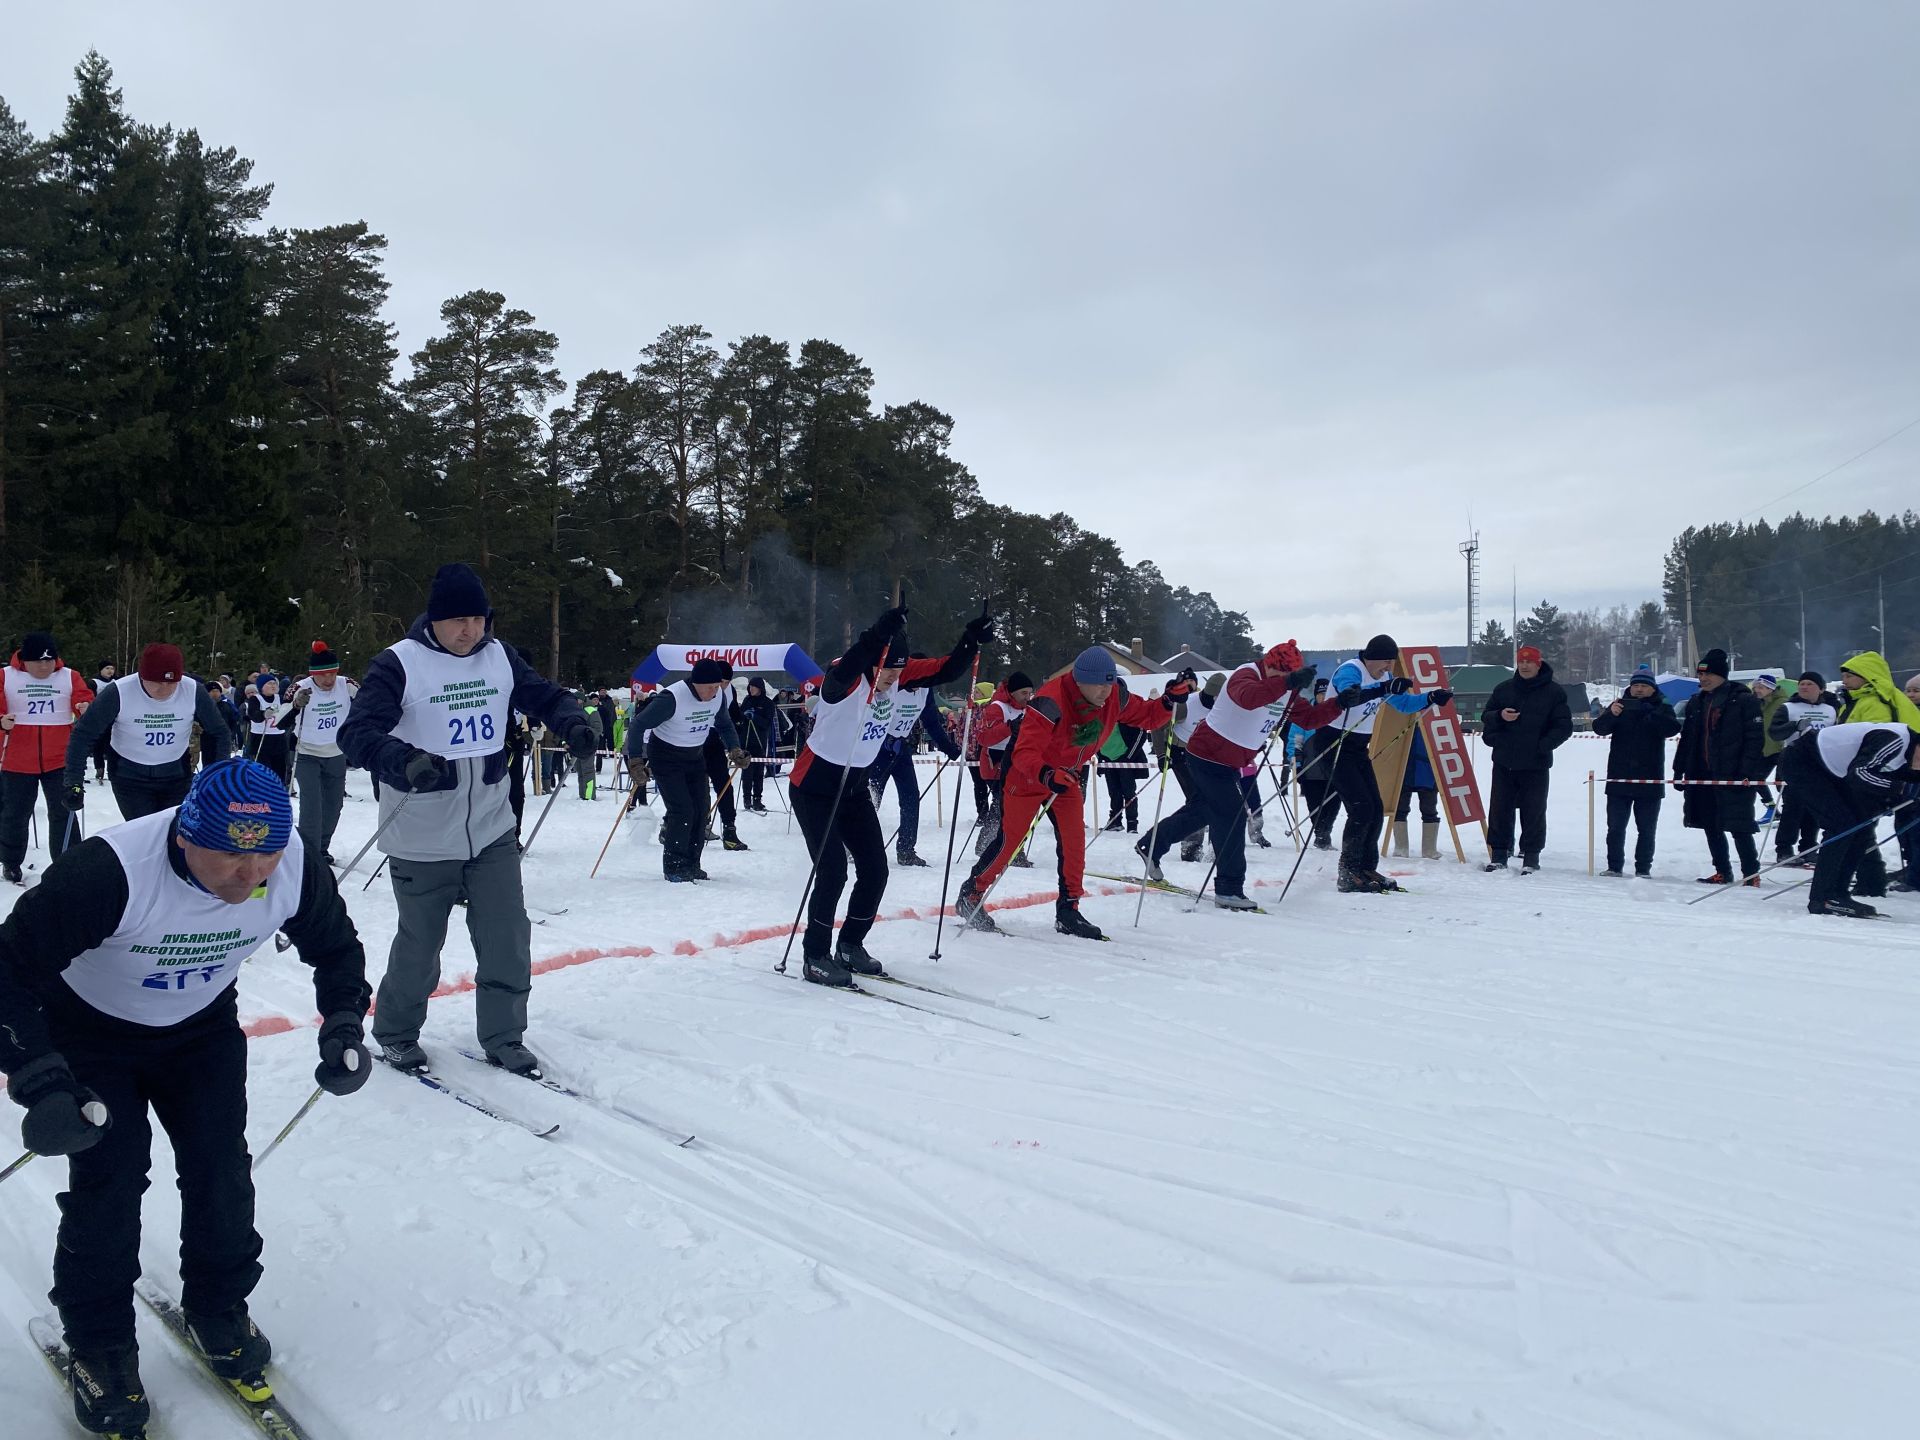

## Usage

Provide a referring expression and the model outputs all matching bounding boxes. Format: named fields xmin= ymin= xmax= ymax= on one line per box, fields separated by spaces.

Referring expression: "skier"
xmin=1592 ymin=665 xmax=1682 ymax=877
xmin=1765 ymin=672 xmax=1838 ymax=864
xmin=244 ymin=675 xmax=294 ymax=788
xmin=1673 ymin=648 xmax=1766 ymax=886
xmin=287 ymin=641 xmax=358 ymax=864
xmin=339 ymin=562 xmax=594 ymax=1077
xmin=63 ymin=643 xmax=230 ymax=823
xmin=869 ymin=658 xmax=963 ymax=866
xmin=1138 ymin=642 xmax=1334 ymax=907
xmin=959 ymin=647 xmax=1192 ymax=939
xmin=1775 ymin=719 xmax=1920 ymax=917
xmin=0 ymin=758 xmax=370 ymax=1437
xmin=972 ymin=671 xmax=1035 ymax=863
xmin=1832 ymin=650 xmax=1920 ymax=898
xmin=1317 ymin=636 xmax=1450 ymax=893
xmin=790 ymin=604 xmax=992 ymax=986
xmin=86 ymin=660 xmax=117 ymax=782
xmin=1 ymin=632 xmax=94 ymax=884
xmin=1479 ymin=645 xmax=1574 ymax=871
xmin=620 ymin=658 xmax=748 ymax=881
xmin=1164 ymin=672 xmax=1224 ymax=862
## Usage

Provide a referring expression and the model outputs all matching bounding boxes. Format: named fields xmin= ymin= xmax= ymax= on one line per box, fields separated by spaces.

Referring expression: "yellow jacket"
xmin=1838 ymin=652 xmax=1920 ymax=733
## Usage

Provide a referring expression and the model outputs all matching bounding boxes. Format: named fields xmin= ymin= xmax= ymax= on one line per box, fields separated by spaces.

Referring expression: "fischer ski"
xmin=134 ymin=1283 xmax=317 ymax=1440
xmin=31 ymin=1316 xmax=154 ymax=1440
xmin=452 ymin=1049 xmax=695 ymax=1147
xmin=376 ymin=1056 xmax=560 ymax=1138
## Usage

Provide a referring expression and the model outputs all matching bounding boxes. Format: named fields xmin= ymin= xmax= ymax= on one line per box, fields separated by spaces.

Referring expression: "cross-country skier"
xmin=0 ymin=758 xmax=370 ymax=1437
xmin=1776 ymin=719 xmax=1920 ymax=917
xmin=1766 ymin=672 xmax=1839 ymax=864
xmin=790 ymin=604 xmax=993 ymax=986
xmin=1138 ymin=642 xmax=1336 ymax=907
xmin=64 ymin=643 xmax=230 ymax=823
xmin=243 ymin=675 xmax=294 ymax=788
xmin=972 ymin=671 xmax=1035 ymax=863
xmin=1316 ymin=635 xmax=1451 ymax=893
xmin=339 ymin=562 xmax=593 ymax=1077
xmin=619 ymin=657 xmax=747 ymax=881
xmin=869 ymin=656 xmax=964 ymax=866
xmin=958 ymin=647 xmax=1193 ymax=939
xmin=1 ymin=632 xmax=94 ymax=884
xmin=286 ymin=641 xmax=358 ymax=864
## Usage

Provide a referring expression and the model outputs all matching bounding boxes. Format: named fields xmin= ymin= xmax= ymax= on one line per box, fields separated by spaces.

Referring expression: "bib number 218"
xmin=448 ymin=714 xmax=496 ymax=745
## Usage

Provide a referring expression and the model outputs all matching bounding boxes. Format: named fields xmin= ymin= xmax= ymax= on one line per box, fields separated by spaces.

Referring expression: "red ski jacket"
xmin=1004 ymin=674 xmax=1173 ymax=799
xmin=0 ymin=656 xmax=94 ymax=776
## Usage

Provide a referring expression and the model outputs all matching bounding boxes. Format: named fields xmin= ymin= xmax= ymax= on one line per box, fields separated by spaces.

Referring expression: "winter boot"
xmin=1337 ymin=864 xmax=1387 ymax=894
xmin=1213 ymin=892 xmax=1260 ymax=911
xmin=1520 ymin=854 xmax=1540 ymax=874
xmin=1104 ymin=813 xmax=1124 ymax=831
xmin=1421 ymin=822 xmax=1442 ymax=860
xmin=1390 ymin=821 xmax=1410 ymax=858
xmin=1601 ymin=867 xmax=1626 ymax=878
xmin=1311 ymin=830 xmax=1334 ymax=852
xmin=379 ymin=1040 xmax=430 ymax=1074
xmin=955 ymin=882 xmax=999 ymax=932
xmin=803 ymin=950 xmax=855 ymax=988
xmin=186 ymin=1305 xmax=272 ymax=1399
xmin=1359 ymin=868 xmax=1405 ymax=893
xmin=484 ymin=1042 xmax=544 ymax=1079
xmin=895 ymin=850 xmax=929 ymax=867
xmin=1133 ymin=838 xmax=1166 ymax=883
xmin=1483 ymin=851 xmax=1509 ymax=873
xmin=70 ymin=1342 xmax=150 ymax=1436
xmin=835 ymin=941 xmax=885 ymax=977
xmin=1178 ymin=835 xmax=1204 ymax=863
xmin=722 ymin=830 xmax=750 ymax=852
xmin=1054 ymin=901 xmax=1106 ymax=941
xmin=1696 ymin=872 xmax=1732 ymax=886
xmin=1249 ymin=810 xmax=1271 ymax=848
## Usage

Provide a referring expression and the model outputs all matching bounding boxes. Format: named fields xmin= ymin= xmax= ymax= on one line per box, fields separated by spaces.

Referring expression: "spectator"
xmin=1390 ymin=723 xmax=1443 ymax=860
xmin=1478 ymin=645 xmax=1574 ymax=872
xmin=1592 ymin=665 xmax=1681 ymax=876
xmin=1765 ymin=672 xmax=1839 ymax=865
xmin=1673 ymin=648 xmax=1766 ymax=885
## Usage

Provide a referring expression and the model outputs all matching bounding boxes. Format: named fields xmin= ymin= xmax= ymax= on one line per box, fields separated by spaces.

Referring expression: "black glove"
xmin=872 ymin=604 xmax=910 ymax=637
xmin=313 ymin=1013 xmax=371 ymax=1097
xmin=1426 ymin=688 xmax=1453 ymax=708
xmin=10 ymin=1055 xmax=110 ymax=1157
xmin=402 ymin=750 xmax=451 ymax=792
xmin=1164 ymin=668 xmax=1197 ymax=701
xmin=63 ymin=782 xmax=84 ymax=813
xmin=1039 ymin=766 xmax=1075 ymax=797
xmin=1285 ymin=664 xmax=1317 ymax=692
xmin=1336 ymin=685 xmax=1366 ymax=711
xmin=564 ymin=720 xmax=600 ymax=760
xmin=1388 ymin=676 xmax=1414 ymax=695
xmin=962 ymin=608 xmax=997 ymax=646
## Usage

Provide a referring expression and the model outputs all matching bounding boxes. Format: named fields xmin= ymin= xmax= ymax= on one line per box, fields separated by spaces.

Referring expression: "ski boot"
xmin=803 ymin=950 xmax=855 ymax=988
xmin=1133 ymin=839 xmax=1165 ymax=883
xmin=955 ymin=882 xmax=999 ymax=932
xmin=1178 ymin=836 xmax=1203 ymax=864
xmin=1696 ymin=872 xmax=1732 ymax=886
xmin=1010 ymin=850 xmax=1034 ymax=868
xmin=1813 ymin=897 xmax=1878 ymax=919
xmin=1054 ymin=901 xmax=1106 ymax=941
xmin=1213 ymin=892 xmax=1260 ymax=911
xmin=3 ymin=862 xmax=22 ymax=885
xmin=186 ymin=1306 xmax=273 ymax=1402
xmin=722 ymin=829 xmax=750 ymax=852
xmin=70 ymin=1342 xmax=150 ymax=1437
xmin=835 ymin=941 xmax=885 ymax=977
xmin=379 ymin=1040 xmax=430 ymax=1074
xmin=895 ymin=850 xmax=929 ymax=867
xmin=1337 ymin=865 xmax=1388 ymax=894
xmin=484 ymin=1042 xmax=543 ymax=1079
xmin=1358 ymin=868 xmax=1404 ymax=892
xmin=1311 ymin=832 xmax=1334 ymax=852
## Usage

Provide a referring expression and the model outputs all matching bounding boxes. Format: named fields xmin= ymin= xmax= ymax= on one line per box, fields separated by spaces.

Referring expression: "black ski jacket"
xmin=1479 ymin=663 xmax=1573 ymax=772
xmin=1591 ymin=692 xmax=1681 ymax=794
xmin=1673 ymin=680 xmax=1765 ymax=832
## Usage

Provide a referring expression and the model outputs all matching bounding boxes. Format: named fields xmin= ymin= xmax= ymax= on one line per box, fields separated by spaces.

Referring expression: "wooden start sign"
xmin=1369 ymin=645 xmax=1487 ymax=862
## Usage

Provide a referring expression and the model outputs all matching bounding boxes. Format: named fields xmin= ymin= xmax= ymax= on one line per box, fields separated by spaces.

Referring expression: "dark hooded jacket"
xmin=1478 ymin=662 xmax=1574 ymax=772
xmin=1591 ymin=688 xmax=1681 ymax=794
xmin=1673 ymin=678 xmax=1765 ymax=832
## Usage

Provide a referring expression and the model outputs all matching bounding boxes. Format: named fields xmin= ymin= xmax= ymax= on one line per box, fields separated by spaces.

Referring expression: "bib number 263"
xmin=448 ymin=714 xmax=496 ymax=745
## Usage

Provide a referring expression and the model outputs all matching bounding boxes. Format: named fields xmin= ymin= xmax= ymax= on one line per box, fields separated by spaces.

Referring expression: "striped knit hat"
xmin=178 ymin=759 xmax=294 ymax=853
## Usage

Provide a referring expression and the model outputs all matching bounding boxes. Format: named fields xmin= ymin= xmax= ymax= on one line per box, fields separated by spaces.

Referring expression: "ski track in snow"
xmin=3 ymin=749 xmax=1918 ymax=1438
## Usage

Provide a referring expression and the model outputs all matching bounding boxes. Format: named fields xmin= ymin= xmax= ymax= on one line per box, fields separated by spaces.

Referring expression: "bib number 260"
xmin=447 ymin=714 xmax=496 ymax=745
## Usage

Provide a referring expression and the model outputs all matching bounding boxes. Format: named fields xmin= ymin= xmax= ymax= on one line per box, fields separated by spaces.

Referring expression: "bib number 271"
xmin=448 ymin=714 xmax=496 ymax=745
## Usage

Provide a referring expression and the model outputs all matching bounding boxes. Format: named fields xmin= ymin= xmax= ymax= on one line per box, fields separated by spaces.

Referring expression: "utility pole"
xmin=1799 ymin=589 xmax=1807 ymax=674
xmin=1681 ymin=550 xmax=1698 ymax=670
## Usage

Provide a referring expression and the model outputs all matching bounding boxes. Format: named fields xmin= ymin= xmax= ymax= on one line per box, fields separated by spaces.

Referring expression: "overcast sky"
xmin=9 ymin=1 xmax=1917 ymax=650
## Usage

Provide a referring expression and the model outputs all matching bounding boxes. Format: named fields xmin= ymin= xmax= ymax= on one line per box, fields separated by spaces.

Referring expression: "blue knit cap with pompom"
xmin=178 ymin=759 xmax=294 ymax=853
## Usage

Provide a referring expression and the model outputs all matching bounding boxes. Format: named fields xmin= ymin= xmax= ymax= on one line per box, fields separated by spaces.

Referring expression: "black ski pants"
xmin=109 ymin=768 xmax=191 ymax=821
xmin=648 ymin=739 xmax=709 ymax=879
xmin=792 ymin=776 xmax=887 ymax=959
xmin=0 ymin=768 xmax=76 ymax=868
xmin=1780 ymin=746 xmax=1872 ymax=907
xmin=703 ymin=734 xmax=737 ymax=831
xmin=1487 ymin=766 xmax=1550 ymax=862
xmin=741 ymin=755 xmax=766 ymax=810
xmin=1103 ymin=765 xmax=1139 ymax=831
xmin=1775 ymin=780 xmax=1819 ymax=861
xmin=252 ymin=732 xmax=291 ymax=790
xmin=1299 ymin=731 xmax=1343 ymax=840
xmin=870 ymin=742 xmax=925 ymax=855
xmin=1393 ymin=784 xmax=1440 ymax=824
xmin=47 ymin=992 xmax=260 ymax=1352
xmin=1605 ymin=791 xmax=1662 ymax=874
xmin=1150 ymin=753 xmax=1251 ymax=895
xmin=1330 ymin=735 xmax=1385 ymax=872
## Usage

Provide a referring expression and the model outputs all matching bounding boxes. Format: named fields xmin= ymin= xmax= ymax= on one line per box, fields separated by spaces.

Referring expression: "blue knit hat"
xmin=1071 ymin=646 xmax=1118 ymax=685
xmin=1627 ymin=665 xmax=1657 ymax=689
xmin=427 ymin=563 xmax=491 ymax=621
xmin=178 ymin=759 xmax=294 ymax=853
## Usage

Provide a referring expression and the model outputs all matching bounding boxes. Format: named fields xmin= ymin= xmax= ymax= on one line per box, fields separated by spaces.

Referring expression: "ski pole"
xmin=704 ymin=761 xmax=741 ymax=830
xmin=929 ymin=649 xmax=984 ymax=961
xmin=885 ymin=755 xmax=951 ymax=852
xmin=776 ymin=763 xmax=854 ymax=975
xmin=1182 ymin=704 xmax=1295 ymax=911
xmin=361 ymin=856 xmax=388 ymax=891
xmin=590 ymin=780 xmax=644 ymax=878
xmin=337 ymin=792 xmax=413 ymax=883
xmin=1276 ymin=726 xmax=1359 ymax=905
xmin=517 ymin=767 xmax=568 ymax=860
xmin=1131 ymin=759 xmax=1173 ymax=928
xmin=0 ymin=1149 xmax=33 ymax=1187
xmin=1759 ymin=805 xmax=1920 ymax=903
xmin=1686 ymin=796 xmax=1915 ymax=905
xmin=253 ymin=1085 xmax=326 ymax=1172
xmin=954 ymin=791 xmax=1059 ymax=944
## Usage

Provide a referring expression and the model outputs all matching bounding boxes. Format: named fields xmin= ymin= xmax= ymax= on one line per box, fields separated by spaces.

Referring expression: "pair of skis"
xmin=377 ymin=1047 xmax=695 ymax=1147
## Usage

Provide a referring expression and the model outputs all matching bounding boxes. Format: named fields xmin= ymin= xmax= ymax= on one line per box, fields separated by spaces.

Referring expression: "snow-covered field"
xmin=3 ymin=736 xmax=1916 ymax=1439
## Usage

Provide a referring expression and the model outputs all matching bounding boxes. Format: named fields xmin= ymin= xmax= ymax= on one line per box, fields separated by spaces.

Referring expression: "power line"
xmin=1734 ymin=413 xmax=1920 ymax=523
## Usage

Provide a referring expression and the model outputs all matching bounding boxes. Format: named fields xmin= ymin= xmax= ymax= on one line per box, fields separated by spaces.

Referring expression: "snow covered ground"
xmin=3 ymin=735 xmax=1917 ymax=1439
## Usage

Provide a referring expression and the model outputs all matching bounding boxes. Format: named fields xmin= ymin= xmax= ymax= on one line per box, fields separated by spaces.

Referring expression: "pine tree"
xmin=1472 ymin=619 xmax=1512 ymax=664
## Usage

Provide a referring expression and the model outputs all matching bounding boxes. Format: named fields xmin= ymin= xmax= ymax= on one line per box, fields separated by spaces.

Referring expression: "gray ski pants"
xmin=295 ymin=752 xmax=348 ymax=858
xmin=374 ymin=831 xmax=532 ymax=1053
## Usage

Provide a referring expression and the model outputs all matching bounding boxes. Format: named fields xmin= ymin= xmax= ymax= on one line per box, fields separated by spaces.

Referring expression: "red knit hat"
xmin=1516 ymin=645 xmax=1543 ymax=665
xmin=1263 ymin=640 xmax=1303 ymax=673
xmin=139 ymin=642 xmax=184 ymax=683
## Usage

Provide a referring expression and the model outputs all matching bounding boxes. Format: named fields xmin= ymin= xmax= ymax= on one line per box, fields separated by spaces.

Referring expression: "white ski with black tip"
xmin=376 ymin=1056 xmax=560 ymax=1138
